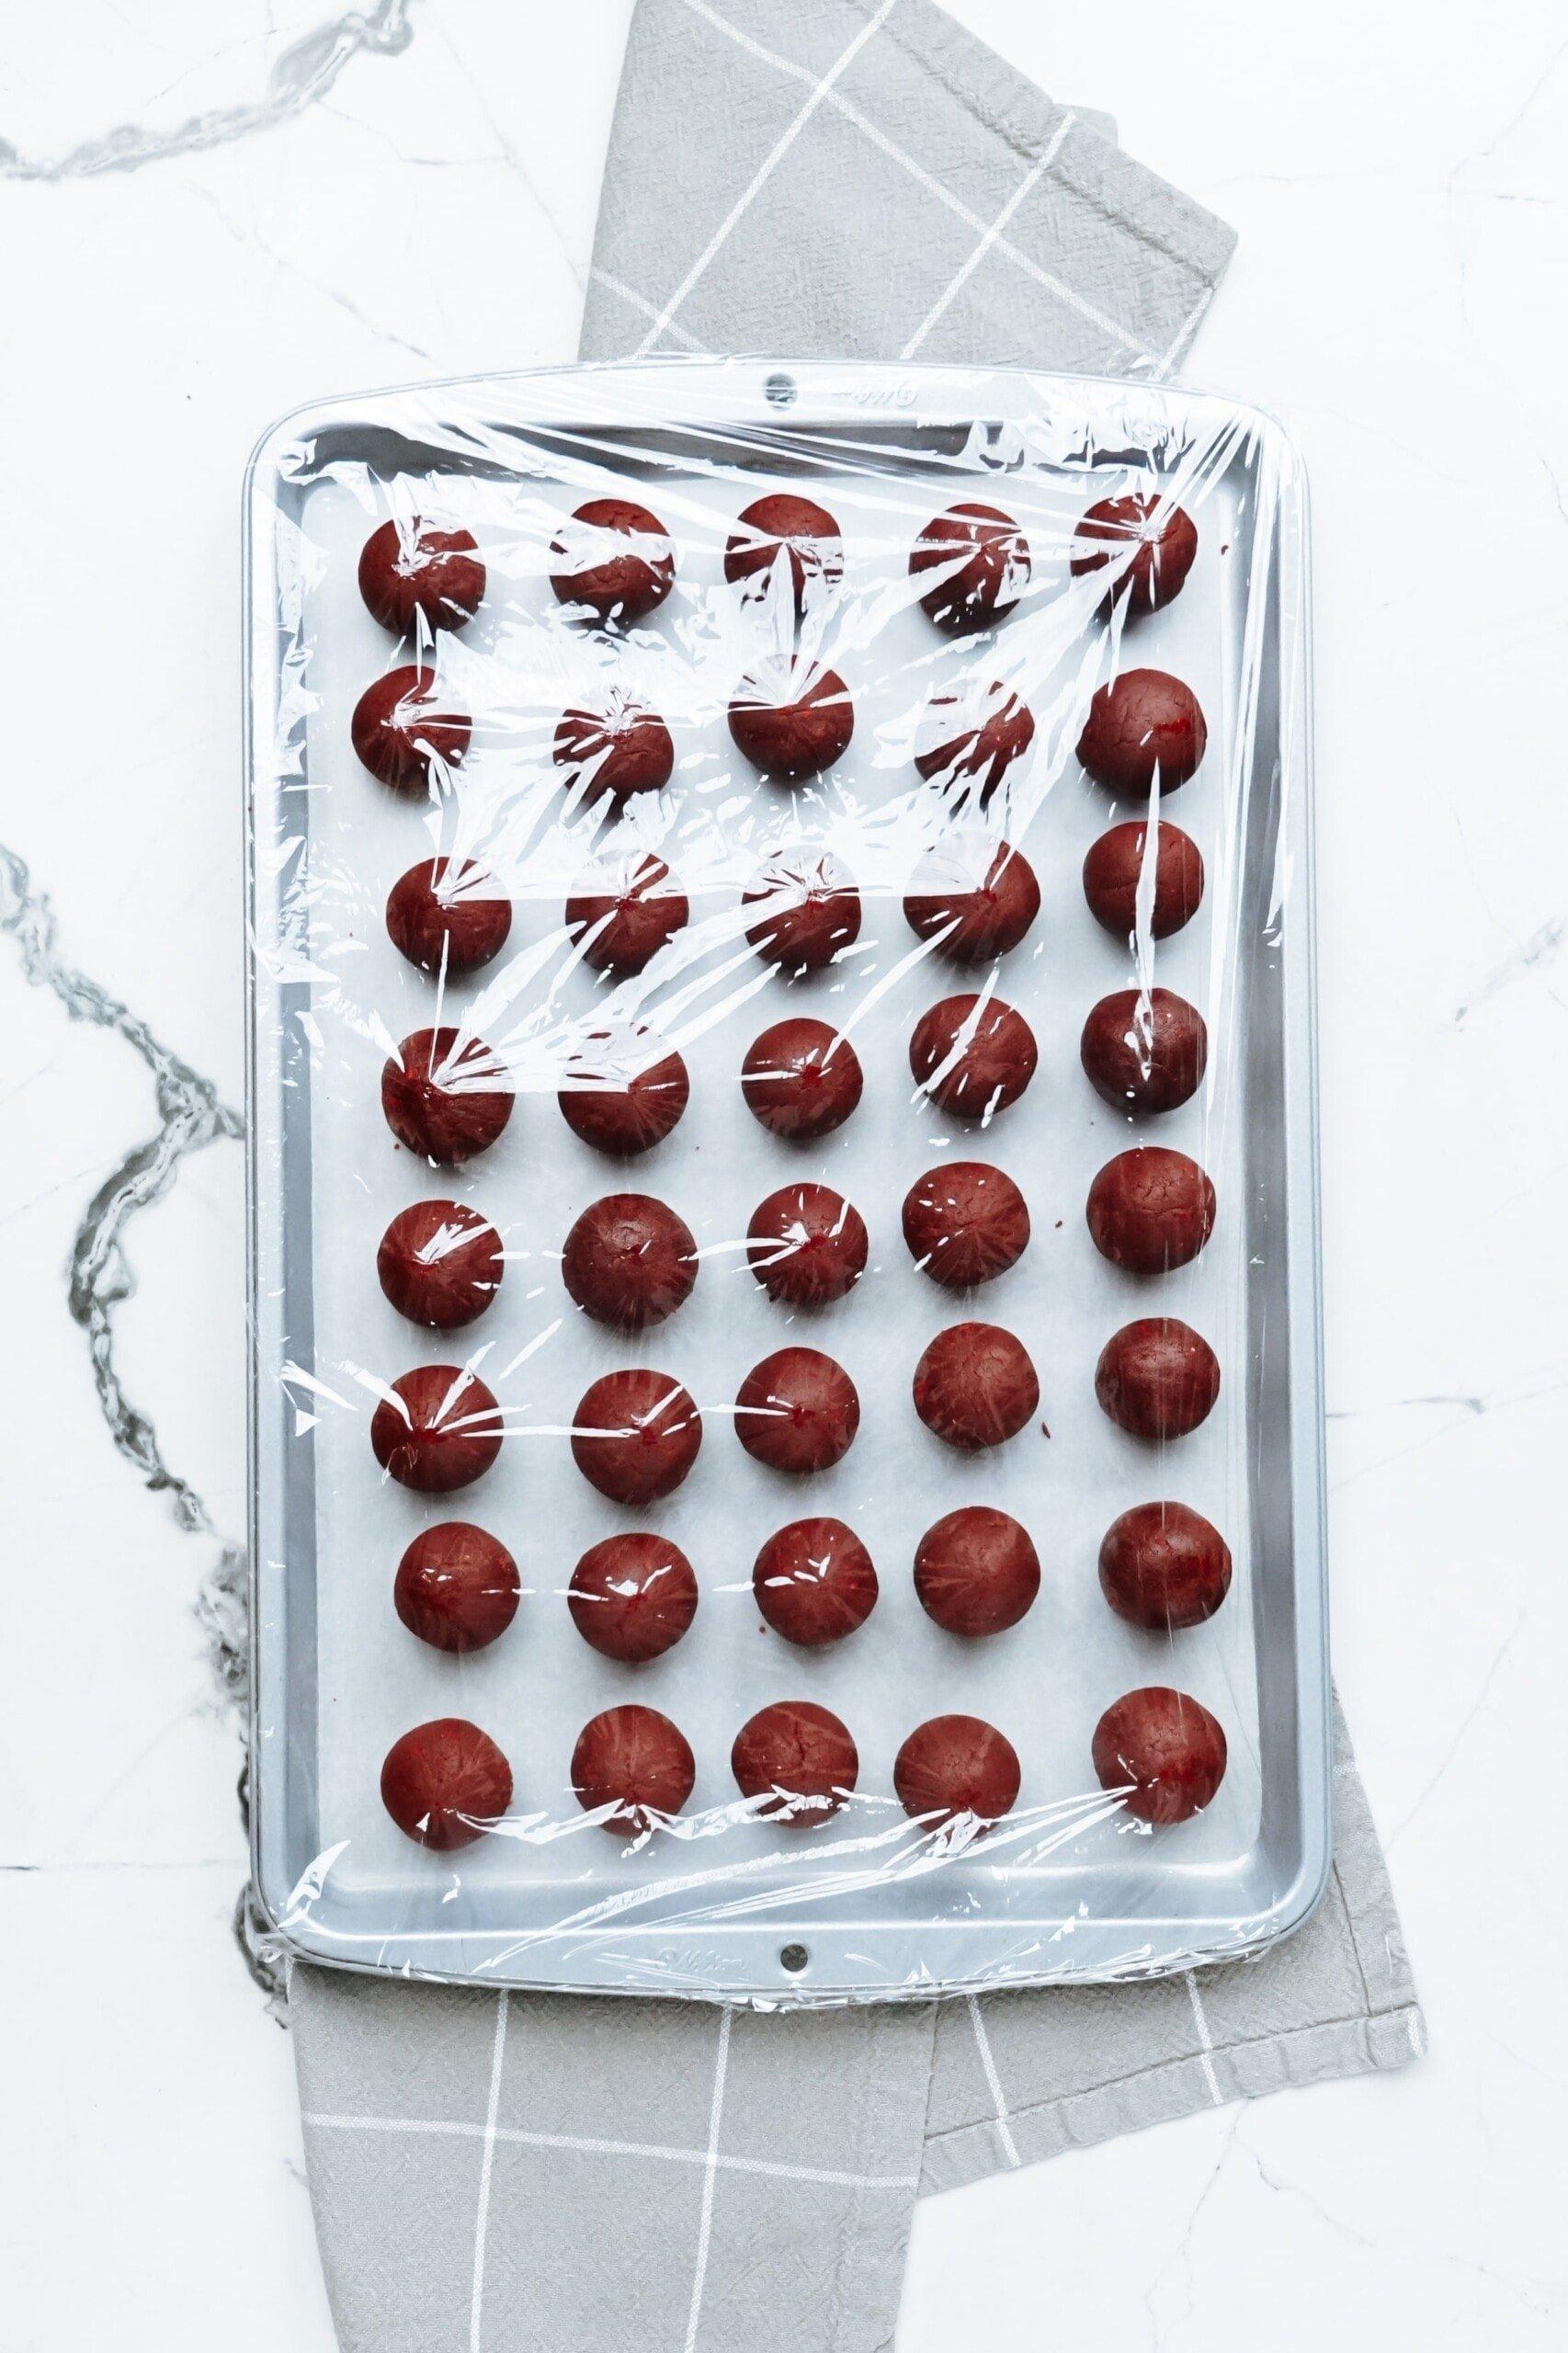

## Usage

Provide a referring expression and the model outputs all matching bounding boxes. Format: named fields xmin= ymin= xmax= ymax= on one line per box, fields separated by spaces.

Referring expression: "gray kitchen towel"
xmin=293 ymin=7 xmax=1422 ymax=2347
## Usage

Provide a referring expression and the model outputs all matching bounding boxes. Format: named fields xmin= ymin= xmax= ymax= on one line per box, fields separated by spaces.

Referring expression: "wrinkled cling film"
xmin=246 ymin=357 xmax=1328 ymax=2005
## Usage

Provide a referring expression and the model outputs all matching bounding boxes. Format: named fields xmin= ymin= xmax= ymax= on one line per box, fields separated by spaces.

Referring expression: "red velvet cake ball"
xmin=903 ymin=835 xmax=1040 ymax=962
xmin=1070 ymin=493 xmax=1198 ymax=619
xmin=910 ymin=503 xmax=1030 ymax=633
xmin=394 ymin=1523 xmax=520 ymax=1653
xmin=894 ymin=1715 xmax=1021 ymax=1827
xmin=743 ymin=850 xmax=861 ymax=972
xmin=1077 ymin=669 xmax=1208 ymax=795
xmin=568 ymin=1532 xmax=699 ymax=1664
xmin=377 ymin=1199 xmax=504 ymax=1329
xmin=913 ymin=679 xmax=1036 ymax=801
xmin=553 ymin=692 xmax=675 ymax=806
xmin=370 ymin=1364 xmax=504 ymax=1494
xmin=571 ymin=1368 xmax=702 ymax=1504
xmin=381 ymin=1718 xmax=512 ymax=1849
xmin=914 ymin=1506 xmax=1040 ymax=1637
xmin=352 ymin=665 xmax=472 ymax=791
xmin=736 ymin=1347 xmax=860 ymax=1474
xmin=565 ymin=853 xmax=688 ymax=977
xmin=728 ymin=664 xmax=854 ymax=779
xmin=559 ymin=1030 xmax=690 ymax=1156
xmin=571 ymin=1705 xmax=696 ymax=1835
xmin=741 ymin=1018 xmax=862 ymax=1141
xmin=1086 ymin=1148 xmax=1216 ymax=1274
xmin=902 ymin=1162 xmax=1028 ymax=1289
xmin=746 ymin=1183 xmax=868 ymax=1306
xmin=386 ymin=858 xmax=512 ymax=976
xmin=1092 ymin=1688 xmax=1227 ymax=1825
xmin=562 ymin=1194 xmax=698 ymax=1330
xmin=1082 ymin=821 xmax=1205 ymax=941
xmin=752 ymin=1517 xmax=878 ymax=1645
xmin=1098 ymin=1502 xmax=1232 ymax=1631
xmin=1095 ymin=1318 xmax=1220 ymax=1440
xmin=724 ymin=493 xmax=845 ymax=610
xmin=358 ymin=518 xmax=485 ymax=635
xmin=381 ymin=1028 xmax=513 ymax=1165
xmin=913 ymin=1322 xmax=1039 ymax=1452
xmin=909 ymin=993 xmax=1038 ymax=1120
xmin=732 ymin=1700 xmax=858 ymax=1825
xmin=549 ymin=497 xmax=675 ymax=623
xmin=1080 ymin=988 xmax=1208 ymax=1115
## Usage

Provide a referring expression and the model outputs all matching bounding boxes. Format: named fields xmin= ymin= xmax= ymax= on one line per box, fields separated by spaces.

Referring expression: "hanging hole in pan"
xmin=779 ymin=1941 xmax=810 ymax=1974
xmin=764 ymin=371 xmax=798 ymax=409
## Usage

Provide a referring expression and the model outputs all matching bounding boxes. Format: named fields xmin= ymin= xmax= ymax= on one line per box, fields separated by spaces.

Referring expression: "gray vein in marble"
xmin=1453 ymin=915 xmax=1567 ymax=1025
xmin=0 ymin=845 xmax=282 ymax=2006
xmin=0 ymin=0 xmax=416 ymax=181
xmin=1387 ymin=1607 xmax=1527 ymax=1847
xmin=192 ymin=183 xmax=435 ymax=361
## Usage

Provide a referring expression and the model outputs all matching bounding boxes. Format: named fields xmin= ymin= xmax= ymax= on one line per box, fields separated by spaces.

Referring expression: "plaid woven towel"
xmin=292 ymin=8 xmax=1422 ymax=2348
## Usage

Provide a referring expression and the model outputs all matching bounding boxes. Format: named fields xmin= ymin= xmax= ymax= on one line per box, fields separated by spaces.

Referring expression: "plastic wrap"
xmin=246 ymin=356 xmax=1326 ymax=2004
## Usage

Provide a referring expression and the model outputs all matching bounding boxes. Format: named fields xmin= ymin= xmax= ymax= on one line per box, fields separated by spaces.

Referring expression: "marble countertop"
xmin=4 ymin=3 xmax=1564 ymax=2345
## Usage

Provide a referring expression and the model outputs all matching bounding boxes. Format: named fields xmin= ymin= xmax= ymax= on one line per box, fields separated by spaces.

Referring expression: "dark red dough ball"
xmin=386 ymin=858 xmax=511 ymax=977
xmin=736 ymin=1347 xmax=860 ymax=1474
xmin=381 ymin=1718 xmax=512 ymax=1849
xmin=902 ymin=1162 xmax=1028 ymax=1290
xmin=566 ymin=854 xmax=688 ymax=977
xmin=903 ymin=837 xmax=1040 ymax=962
xmin=1092 ymin=1688 xmax=1227 ymax=1825
xmin=571 ymin=1705 xmax=696 ymax=1835
xmin=1095 ymin=1319 xmax=1220 ymax=1441
xmin=381 ymin=1028 xmax=513 ymax=1165
xmin=1099 ymin=1502 xmax=1232 ymax=1631
xmin=559 ymin=1035 xmax=690 ymax=1157
xmin=914 ymin=1322 xmax=1039 ymax=1452
xmin=752 ymin=1517 xmax=878 ymax=1646
xmin=549 ymin=497 xmax=675 ymax=623
xmin=562 ymin=1194 xmax=698 ymax=1330
xmin=1080 ymin=988 xmax=1208 ymax=1115
xmin=724 ymin=493 xmax=845 ymax=609
xmin=394 ymin=1523 xmax=520 ymax=1653
xmin=909 ymin=993 xmax=1038 ymax=1120
xmin=358 ymin=518 xmax=485 ymax=635
xmin=910 ymin=503 xmax=1030 ymax=633
xmin=728 ymin=665 xmax=854 ymax=780
xmin=913 ymin=681 xmax=1036 ymax=801
xmin=894 ymin=1715 xmax=1021 ymax=1827
xmin=569 ymin=1531 xmax=699 ymax=1664
xmin=352 ymin=665 xmax=472 ymax=791
xmin=1083 ymin=821 xmax=1205 ymax=940
xmin=553 ymin=694 xmax=675 ymax=806
xmin=915 ymin=1506 xmax=1040 ymax=1638
xmin=732 ymin=1700 xmax=858 ymax=1825
xmin=746 ymin=1183 xmax=867 ymax=1307
xmin=572 ymin=1368 xmax=702 ymax=1504
xmin=377 ymin=1199 xmax=504 ymax=1329
xmin=742 ymin=1018 xmax=862 ymax=1141
xmin=1070 ymin=494 xmax=1198 ymax=619
xmin=1086 ymin=1148 xmax=1217 ymax=1275
xmin=743 ymin=851 xmax=861 ymax=972
xmin=1078 ymin=669 xmax=1208 ymax=795
xmin=370 ymin=1364 xmax=503 ymax=1494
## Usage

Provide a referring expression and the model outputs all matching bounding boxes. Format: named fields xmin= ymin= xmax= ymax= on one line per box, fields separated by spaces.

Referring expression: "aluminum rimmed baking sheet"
xmin=245 ymin=356 xmax=1327 ymax=2003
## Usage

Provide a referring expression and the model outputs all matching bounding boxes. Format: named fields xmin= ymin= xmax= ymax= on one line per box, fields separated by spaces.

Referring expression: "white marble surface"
xmin=3 ymin=3 xmax=1565 ymax=2345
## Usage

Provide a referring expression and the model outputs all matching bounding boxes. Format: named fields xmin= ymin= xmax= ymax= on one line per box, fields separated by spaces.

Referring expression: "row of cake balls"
xmin=350 ymin=653 xmax=1207 ymax=813
xmin=380 ymin=998 xmax=1216 ymax=1167
xmin=380 ymin=1681 xmax=1229 ymax=1856
xmin=357 ymin=487 xmax=1200 ymax=642
xmin=382 ymin=817 xmax=1205 ymax=995
xmin=390 ymin=1501 xmax=1232 ymax=1662
xmin=367 ymin=1288 xmax=1223 ymax=1506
